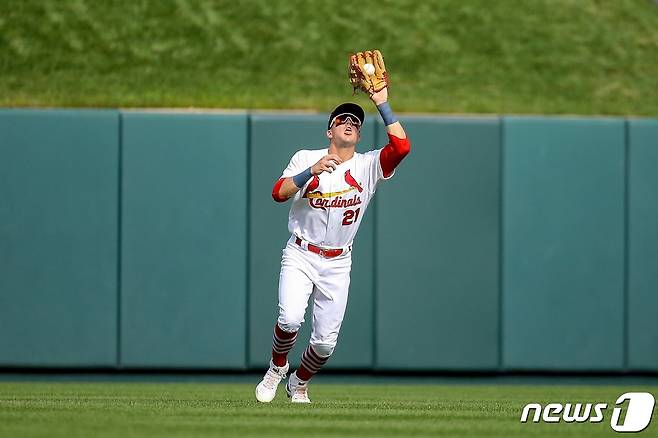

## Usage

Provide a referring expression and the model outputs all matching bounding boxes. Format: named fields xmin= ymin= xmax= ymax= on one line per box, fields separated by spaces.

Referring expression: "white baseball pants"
xmin=276 ymin=235 xmax=352 ymax=355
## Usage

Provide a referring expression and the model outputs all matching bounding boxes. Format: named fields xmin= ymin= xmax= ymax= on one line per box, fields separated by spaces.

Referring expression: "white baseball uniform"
xmin=276 ymin=147 xmax=394 ymax=353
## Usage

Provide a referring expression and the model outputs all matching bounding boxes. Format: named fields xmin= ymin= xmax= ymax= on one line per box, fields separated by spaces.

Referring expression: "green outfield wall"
xmin=119 ymin=113 xmax=248 ymax=369
xmin=0 ymin=110 xmax=119 ymax=367
xmin=0 ymin=110 xmax=656 ymax=372
xmin=502 ymin=118 xmax=626 ymax=371
xmin=375 ymin=117 xmax=501 ymax=371
xmin=627 ymin=119 xmax=658 ymax=371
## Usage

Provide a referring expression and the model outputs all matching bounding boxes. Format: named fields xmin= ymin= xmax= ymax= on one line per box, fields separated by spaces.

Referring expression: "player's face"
xmin=329 ymin=115 xmax=361 ymax=144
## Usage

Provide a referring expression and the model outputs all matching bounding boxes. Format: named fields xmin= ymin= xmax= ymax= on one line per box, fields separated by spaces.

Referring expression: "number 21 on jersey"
xmin=342 ymin=208 xmax=360 ymax=226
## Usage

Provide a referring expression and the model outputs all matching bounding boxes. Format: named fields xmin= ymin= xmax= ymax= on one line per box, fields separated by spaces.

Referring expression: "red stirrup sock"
xmin=296 ymin=345 xmax=330 ymax=381
xmin=271 ymin=324 xmax=298 ymax=367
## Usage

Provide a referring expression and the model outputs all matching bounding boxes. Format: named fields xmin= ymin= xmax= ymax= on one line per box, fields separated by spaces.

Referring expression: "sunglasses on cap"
xmin=331 ymin=114 xmax=362 ymax=129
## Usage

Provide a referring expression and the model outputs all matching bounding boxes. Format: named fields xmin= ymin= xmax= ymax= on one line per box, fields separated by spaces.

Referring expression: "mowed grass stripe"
xmin=0 ymin=383 xmax=656 ymax=437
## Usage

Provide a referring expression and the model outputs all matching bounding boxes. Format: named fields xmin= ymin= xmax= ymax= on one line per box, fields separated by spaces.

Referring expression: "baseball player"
xmin=255 ymin=50 xmax=410 ymax=403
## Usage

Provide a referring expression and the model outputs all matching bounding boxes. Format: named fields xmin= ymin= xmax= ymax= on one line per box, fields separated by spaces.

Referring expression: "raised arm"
xmin=370 ymin=88 xmax=411 ymax=178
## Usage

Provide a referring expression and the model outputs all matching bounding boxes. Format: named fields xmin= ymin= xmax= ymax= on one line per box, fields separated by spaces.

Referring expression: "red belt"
xmin=295 ymin=237 xmax=344 ymax=258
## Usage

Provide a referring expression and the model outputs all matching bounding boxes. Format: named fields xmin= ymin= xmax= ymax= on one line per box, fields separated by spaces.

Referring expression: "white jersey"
xmin=280 ymin=147 xmax=394 ymax=248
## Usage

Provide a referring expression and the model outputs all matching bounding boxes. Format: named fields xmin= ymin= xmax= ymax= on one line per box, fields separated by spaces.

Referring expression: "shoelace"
xmin=293 ymin=384 xmax=308 ymax=398
xmin=262 ymin=369 xmax=283 ymax=389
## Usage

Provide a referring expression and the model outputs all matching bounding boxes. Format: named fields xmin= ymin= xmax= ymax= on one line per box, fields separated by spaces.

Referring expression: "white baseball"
xmin=363 ymin=63 xmax=375 ymax=75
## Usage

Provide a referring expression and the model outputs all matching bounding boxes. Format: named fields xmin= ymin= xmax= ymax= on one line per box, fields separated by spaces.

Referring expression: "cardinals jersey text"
xmin=280 ymin=148 xmax=394 ymax=248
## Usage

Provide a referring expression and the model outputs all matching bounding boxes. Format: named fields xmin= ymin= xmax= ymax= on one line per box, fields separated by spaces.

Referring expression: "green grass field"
xmin=2 ymin=0 xmax=658 ymax=115
xmin=1 ymin=381 xmax=656 ymax=437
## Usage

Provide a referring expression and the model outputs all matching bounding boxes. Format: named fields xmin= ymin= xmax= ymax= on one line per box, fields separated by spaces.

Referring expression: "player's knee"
xmin=277 ymin=314 xmax=304 ymax=333
xmin=277 ymin=320 xmax=302 ymax=333
xmin=311 ymin=343 xmax=334 ymax=357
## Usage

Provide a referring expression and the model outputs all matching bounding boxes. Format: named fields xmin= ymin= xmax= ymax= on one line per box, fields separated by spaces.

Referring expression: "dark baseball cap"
xmin=328 ymin=102 xmax=365 ymax=129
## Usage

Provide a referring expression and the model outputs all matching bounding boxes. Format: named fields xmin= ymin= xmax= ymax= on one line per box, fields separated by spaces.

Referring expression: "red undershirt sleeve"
xmin=272 ymin=177 xmax=287 ymax=202
xmin=380 ymin=133 xmax=411 ymax=178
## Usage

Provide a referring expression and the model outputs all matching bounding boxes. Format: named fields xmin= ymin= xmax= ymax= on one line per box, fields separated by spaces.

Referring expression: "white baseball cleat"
xmin=286 ymin=371 xmax=311 ymax=403
xmin=255 ymin=360 xmax=289 ymax=403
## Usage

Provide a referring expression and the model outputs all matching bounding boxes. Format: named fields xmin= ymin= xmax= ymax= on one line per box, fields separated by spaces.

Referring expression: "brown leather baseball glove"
xmin=349 ymin=50 xmax=388 ymax=95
